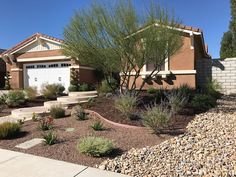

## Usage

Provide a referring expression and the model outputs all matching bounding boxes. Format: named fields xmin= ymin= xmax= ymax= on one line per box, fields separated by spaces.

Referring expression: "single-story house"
xmin=0 ymin=49 xmax=6 ymax=88
xmin=0 ymin=33 xmax=98 ymax=90
xmin=0 ymin=24 xmax=210 ymax=91
xmin=124 ymin=24 xmax=211 ymax=90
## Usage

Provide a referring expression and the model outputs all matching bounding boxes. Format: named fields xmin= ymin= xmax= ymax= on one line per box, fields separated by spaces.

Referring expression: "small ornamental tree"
xmin=69 ymin=68 xmax=80 ymax=91
xmin=63 ymin=1 xmax=183 ymax=94
xmin=220 ymin=0 xmax=236 ymax=58
xmin=4 ymin=71 xmax=11 ymax=90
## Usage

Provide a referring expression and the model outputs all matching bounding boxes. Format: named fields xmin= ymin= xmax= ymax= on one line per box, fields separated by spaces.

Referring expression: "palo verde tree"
xmin=220 ymin=0 xmax=236 ymax=58
xmin=63 ymin=1 xmax=183 ymax=94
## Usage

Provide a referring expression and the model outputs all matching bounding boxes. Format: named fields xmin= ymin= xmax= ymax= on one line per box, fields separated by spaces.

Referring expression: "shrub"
xmin=43 ymin=132 xmax=57 ymax=145
xmin=166 ymin=90 xmax=188 ymax=115
xmin=41 ymin=84 xmax=65 ymax=99
xmin=91 ymin=121 xmax=104 ymax=131
xmin=114 ymin=93 xmax=137 ymax=118
xmin=38 ymin=117 xmax=54 ymax=131
xmin=24 ymin=86 xmax=38 ymax=100
xmin=68 ymin=84 xmax=79 ymax=92
xmin=205 ymin=79 xmax=222 ymax=99
xmin=0 ymin=93 xmax=8 ymax=104
xmin=79 ymin=83 xmax=90 ymax=91
xmin=86 ymin=97 xmax=95 ymax=108
xmin=17 ymin=118 xmax=26 ymax=125
xmin=77 ymin=137 xmax=114 ymax=157
xmin=71 ymin=105 xmax=88 ymax=120
xmin=143 ymin=104 xmax=171 ymax=134
xmin=147 ymin=87 xmax=158 ymax=94
xmin=154 ymin=88 xmax=166 ymax=103
xmin=32 ymin=112 xmax=38 ymax=122
xmin=0 ymin=122 xmax=21 ymax=139
xmin=98 ymin=78 xmax=118 ymax=94
xmin=5 ymin=90 xmax=26 ymax=107
xmin=49 ymin=105 xmax=65 ymax=119
xmin=191 ymin=94 xmax=217 ymax=112
xmin=177 ymin=84 xmax=194 ymax=99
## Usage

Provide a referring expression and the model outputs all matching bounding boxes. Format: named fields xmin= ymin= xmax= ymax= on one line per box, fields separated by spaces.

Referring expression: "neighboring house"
xmin=0 ymin=33 xmax=98 ymax=90
xmin=0 ymin=49 xmax=6 ymax=88
xmin=125 ymin=24 xmax=211 ymax=89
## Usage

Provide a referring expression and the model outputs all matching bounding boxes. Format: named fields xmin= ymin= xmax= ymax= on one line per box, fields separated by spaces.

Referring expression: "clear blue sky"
xmin=0 ymin=0 xmax=231 ymax=58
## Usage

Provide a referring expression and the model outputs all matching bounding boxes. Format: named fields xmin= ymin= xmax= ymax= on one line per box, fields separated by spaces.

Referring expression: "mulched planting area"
xmin=86 ymin=97 xmax=195 ymax=133
xmin=0 ymin=115 xmax=172 ymax=167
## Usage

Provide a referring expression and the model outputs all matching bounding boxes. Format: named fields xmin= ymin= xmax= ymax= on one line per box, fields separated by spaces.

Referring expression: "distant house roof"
xmin=1 ymin=33 xmax=63 ymax=55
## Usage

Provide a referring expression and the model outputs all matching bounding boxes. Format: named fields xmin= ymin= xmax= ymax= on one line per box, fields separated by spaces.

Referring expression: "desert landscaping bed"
xmin=0 ymin=114 xmax=172 ymax=166
xmin=86 ymin=96 xmax=195 ymax=133
xmin=99 ymin=95 xmax=236 ymax=176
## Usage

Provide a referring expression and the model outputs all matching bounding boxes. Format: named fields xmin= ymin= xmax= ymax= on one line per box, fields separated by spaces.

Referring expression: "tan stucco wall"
xmin=169 ymin=35 xmax=194 ymax=70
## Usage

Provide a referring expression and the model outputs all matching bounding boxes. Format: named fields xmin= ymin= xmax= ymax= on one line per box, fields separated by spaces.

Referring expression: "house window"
xmin=48 ymin=64 xmax=59 ymax=68
xmin=26 ymin=65 xmax=35 ymax=69
xmin=37 ymin=65 xmax=46 ymax=68
xmin=146 ymin=62 xmax=165 ymax=71
xmin=61 ymin=63 xmax=71 ymax=67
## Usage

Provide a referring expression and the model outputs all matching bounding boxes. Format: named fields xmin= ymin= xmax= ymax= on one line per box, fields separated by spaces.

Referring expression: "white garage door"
xmin=24 ymin=62 xmax=71 ymax=92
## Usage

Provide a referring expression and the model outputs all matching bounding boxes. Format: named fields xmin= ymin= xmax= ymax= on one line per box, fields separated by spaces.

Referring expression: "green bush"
xmin=0 ymin=122 xmax=21 ymax=139
xmin=114 ymin=93 xmax=137 ymax=118
xmin=177 ymin=84 xmax=194 ymax=99
xmin=43 ymin=132 xmax=57 ymax=145
xmin=205 ymin=79 xmax=222 ymax=99
xmin=68 ymin=84 xmax=79 ymax=92
xmin=91 ymin=121 xmax=104 ymax=131
xmin=5 ymin=90 xmax=26 ymax=107
xmin=0 ymin=93 xmax=8 ymax=104
xmin=41 ymin=84 xmax=65 ymax=99
xmin=49 ymin=105 xmax=65 ymax=119
xmin=24 ymin=86 xmax=38 ymax=100
xmin=191 ymin=94 xmax=217 ymax=111
xmin=79 ymin=83 xmax=90 ymax=91
xmin=38 ymin=117 xmax=54 ymax=131
xmin=98 ymin=78 xmax=118 ymax=94
xmin=147 ymin=87 xmax=158 ymax=94
xmin=166 ymin=90 xmax=188 ymax=115
xmin=77 ymin=137 xmax=114 ymax=157
xmin=143 ymin=104 xmax=171 ymax=134
xmin=71 ymin=105 xmax=88 ymax=120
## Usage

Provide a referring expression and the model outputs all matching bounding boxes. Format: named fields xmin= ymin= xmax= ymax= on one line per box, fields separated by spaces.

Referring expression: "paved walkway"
xmin=0 ymin=149 xmax=130 ymax=177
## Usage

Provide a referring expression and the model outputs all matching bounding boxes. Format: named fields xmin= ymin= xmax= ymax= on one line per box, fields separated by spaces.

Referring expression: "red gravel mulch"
xmin=85 ymin=97 xmax=195 ymax=133
xmin=0 ymin=116 xmax=172 ymax=167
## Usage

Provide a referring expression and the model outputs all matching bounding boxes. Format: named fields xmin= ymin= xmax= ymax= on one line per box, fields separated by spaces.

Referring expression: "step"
xmin=11 ymin=106 xmax=49 ymax=120
xmin=68 ymin=91 xmax=97 ymax=97
xmin=44 ymin=100 xmax=78 ymax=109
xmin=57 ymin=95 xmax=97 ymax=102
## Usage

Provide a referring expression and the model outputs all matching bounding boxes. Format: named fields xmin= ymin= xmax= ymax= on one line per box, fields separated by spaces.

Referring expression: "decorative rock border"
xmin=85 ymin=109 xmax=144 ymax=129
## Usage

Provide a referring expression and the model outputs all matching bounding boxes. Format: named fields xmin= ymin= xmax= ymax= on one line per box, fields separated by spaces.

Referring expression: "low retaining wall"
xmin=196 ymin=58 xmax=236 ymax=94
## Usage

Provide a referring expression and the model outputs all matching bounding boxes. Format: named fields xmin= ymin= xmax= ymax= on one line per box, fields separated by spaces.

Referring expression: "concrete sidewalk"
xmin=0 ymin=149 xmax=130 ymax=177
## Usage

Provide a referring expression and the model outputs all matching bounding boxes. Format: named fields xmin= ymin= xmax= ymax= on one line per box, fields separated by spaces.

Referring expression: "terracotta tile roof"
xmin=176 ymin=24 xmax=202 ymax=33
xmin=2 ymin=33 xmax=63 ymax=55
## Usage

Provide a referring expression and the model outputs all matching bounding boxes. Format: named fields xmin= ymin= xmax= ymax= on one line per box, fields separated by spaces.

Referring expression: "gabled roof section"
xmin=1 ymin=33 xmax=64 ymax=55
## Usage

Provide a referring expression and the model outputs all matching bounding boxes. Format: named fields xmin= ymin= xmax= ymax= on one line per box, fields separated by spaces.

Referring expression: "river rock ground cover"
xmin=99 ymin=95 xmax=236 ymax=177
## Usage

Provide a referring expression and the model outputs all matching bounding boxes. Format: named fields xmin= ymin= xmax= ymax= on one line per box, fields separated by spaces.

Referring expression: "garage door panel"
xmin=24 ymin=62 xmax=70 ymax=92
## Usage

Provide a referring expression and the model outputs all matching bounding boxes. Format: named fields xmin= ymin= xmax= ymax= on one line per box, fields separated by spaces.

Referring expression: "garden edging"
xmin=85 ymin=109 xmax=144 ymax=129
